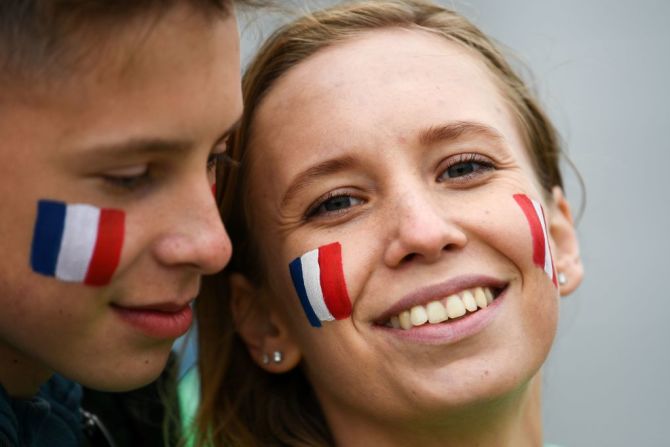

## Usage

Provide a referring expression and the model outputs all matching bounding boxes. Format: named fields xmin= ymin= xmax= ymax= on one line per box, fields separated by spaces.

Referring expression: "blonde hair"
xmin=196 ymin=1 xmax=564 ymax=445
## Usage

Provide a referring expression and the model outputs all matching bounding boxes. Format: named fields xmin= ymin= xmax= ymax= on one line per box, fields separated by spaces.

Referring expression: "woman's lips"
xmin=374 ymin=278 xmax=509 ymax=344
xmin=378 ymin=275 xmax=507 ymax=321
xmin=112 ymin=302 xmax=193 ymax=339
xmin=384 ymin=286 xmax=502 ymax=329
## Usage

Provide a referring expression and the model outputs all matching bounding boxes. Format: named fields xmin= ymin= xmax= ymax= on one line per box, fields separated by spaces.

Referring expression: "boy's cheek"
xmin=30 ymin=199 xmax=125 ymax=287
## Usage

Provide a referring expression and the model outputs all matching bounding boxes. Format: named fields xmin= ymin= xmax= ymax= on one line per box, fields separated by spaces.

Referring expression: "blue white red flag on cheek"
xmin=513 ymin=194 xmax=558 ymax=287
xmin=30 ymin=200 xmax=125 ymax=286
xmin=288 ymin=242 xmax=353 ymax=328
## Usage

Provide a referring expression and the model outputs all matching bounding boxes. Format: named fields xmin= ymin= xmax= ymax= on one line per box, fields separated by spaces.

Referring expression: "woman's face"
xmin=245 ymin=29 xmax=566 ymax=424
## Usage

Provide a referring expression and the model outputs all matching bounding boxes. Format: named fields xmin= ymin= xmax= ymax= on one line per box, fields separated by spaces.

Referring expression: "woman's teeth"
xmin=387 ymin=287 xmax=495 ymax=330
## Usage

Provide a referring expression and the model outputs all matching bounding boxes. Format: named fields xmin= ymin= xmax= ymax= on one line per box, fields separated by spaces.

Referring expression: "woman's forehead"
xmin=247 ymin=27 xmax=531 ymax=194
xmin=263 ymin=28 xmax=494 ymax=108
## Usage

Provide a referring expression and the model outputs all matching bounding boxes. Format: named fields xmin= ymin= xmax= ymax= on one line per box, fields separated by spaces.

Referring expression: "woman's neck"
xmin=327 ymin=373 xmax=544 ymax=447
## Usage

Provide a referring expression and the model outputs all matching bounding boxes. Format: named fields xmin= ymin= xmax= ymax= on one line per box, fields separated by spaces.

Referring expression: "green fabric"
xmin=178 ymin=367 xmax=200 ymax=447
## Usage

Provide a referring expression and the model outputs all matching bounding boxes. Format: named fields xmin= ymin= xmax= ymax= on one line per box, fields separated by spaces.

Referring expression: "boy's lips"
xmin=111 ymin=300 xmax=194 ymax=339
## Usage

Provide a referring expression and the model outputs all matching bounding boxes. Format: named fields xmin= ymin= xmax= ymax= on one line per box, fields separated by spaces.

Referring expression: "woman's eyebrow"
xmin=419 ymin=121 xmax=506 ymax=146
xmin=281 ymin=155 xmax=357 ymax=207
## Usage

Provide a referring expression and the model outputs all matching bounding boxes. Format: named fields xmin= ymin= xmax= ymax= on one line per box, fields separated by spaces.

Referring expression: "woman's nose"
xmin=153 ymin=181 xmax=232 ymax=274
xmin=383 ymin=189 xmax=467 ymax=267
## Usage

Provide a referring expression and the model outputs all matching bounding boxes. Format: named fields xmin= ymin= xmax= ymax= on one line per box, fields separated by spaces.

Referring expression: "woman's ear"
xmin=548 ymin=186 xmax=584 ymax=296
xmin=229 ymin=272 xmax=302 ymax=373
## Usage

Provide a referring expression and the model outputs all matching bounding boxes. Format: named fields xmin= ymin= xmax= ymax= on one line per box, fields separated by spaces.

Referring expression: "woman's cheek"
xmin=288 ymin=242 xmax=352 ymax=329
xmin=281 ymin=229 xmax=375 ymax=331
xmin=481 ymin=193 xmax=559 ymax=291
xmin=279 ymin=192 xmax=560 ymax=329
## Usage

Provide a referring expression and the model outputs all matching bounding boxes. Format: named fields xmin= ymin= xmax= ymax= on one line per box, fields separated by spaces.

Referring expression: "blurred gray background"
xmin=237 ymin=1 xmax=670 ymax=445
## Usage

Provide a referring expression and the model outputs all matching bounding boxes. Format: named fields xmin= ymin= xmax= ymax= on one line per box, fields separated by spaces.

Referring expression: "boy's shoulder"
xmin=0 ymin=382 xmax=19 ymax=446
xmin=1 ymin=375 xmax=83 ymax=447
xmin=81 ymin=352 xmax=182 ymax=447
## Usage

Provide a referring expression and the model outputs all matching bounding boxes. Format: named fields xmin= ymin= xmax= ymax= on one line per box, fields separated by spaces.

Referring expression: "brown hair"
xmin=196 ymin=1 xmax=565 ymax=445
xmin=0 ymin=0 xmax=261 ymax=84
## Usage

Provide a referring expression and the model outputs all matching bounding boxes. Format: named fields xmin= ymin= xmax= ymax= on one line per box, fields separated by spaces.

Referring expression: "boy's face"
xmin=0 ymin=5 xmax=242 ymax=394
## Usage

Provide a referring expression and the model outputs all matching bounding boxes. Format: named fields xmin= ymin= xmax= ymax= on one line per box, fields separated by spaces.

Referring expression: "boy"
xmin=0 ymin=1 xmax=247 ymax=444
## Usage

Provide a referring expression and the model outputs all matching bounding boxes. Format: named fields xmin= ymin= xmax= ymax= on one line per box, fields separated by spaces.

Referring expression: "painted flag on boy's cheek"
xmin=289 ymin=242 xmax=352 ymax=328
xmin=30 ymin=200 xmax=125 ymax=286
xmin=513 ymin=194 xmax=557 ymax=287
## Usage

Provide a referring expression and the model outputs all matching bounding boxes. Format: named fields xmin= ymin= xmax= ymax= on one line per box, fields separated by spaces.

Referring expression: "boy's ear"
xmin=548 ymin=186 xmax=584 ymax=296
xmin=229 ymin=272 xmax=301 ymax=373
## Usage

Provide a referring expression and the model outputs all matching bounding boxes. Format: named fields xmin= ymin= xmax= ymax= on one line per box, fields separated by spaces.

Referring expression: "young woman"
xmin=195 ymin=1 xmax=583 ymax=445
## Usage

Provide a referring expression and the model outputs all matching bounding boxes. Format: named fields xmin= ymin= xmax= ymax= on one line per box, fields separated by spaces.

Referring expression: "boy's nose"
xmin=383 ymin=190 xmax=467 ymax=267
xmin=154 ymin=181 xmax=231 ymax=274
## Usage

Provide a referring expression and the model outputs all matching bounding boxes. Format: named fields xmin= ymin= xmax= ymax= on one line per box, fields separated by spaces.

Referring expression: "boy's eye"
xmin=102 ymin=165 xmax=150 ymax=190
xmin=207 ymin=152 xmax=235 ymax=171
xmin=438 ymin=153 xmax=495 ymax=181
xmin=306 ymin=194 xmax=363 ymax=218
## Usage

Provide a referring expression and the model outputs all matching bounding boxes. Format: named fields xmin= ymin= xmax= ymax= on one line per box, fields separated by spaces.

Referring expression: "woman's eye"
xmin=438 ymin=154 xmax=494 ymax=181
xmin=307 ymin=194 xmax=363 ymax=218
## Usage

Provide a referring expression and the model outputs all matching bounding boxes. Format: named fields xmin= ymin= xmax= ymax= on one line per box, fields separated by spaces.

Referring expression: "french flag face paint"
xmin=30 ymin=200 xmax=125 ymax=286
xmin=288 ymin=242 xmax=352 ymax=328
xmin=513 ymin=194 xmax=558 ymax=287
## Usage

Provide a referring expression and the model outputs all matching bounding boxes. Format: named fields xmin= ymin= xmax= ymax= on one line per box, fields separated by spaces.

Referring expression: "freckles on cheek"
xmin=30 ymin=199 xmax=125 ymax=287
xmin=513 ymin=194 xmax=558 ymax=287
xmin=288 ymin=242 xmax=352 ymax=328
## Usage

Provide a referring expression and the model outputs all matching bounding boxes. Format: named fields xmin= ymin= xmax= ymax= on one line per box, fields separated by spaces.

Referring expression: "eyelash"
xmin=102 ymin=170 xmax=150 ymax=191
xmin=103 ymin=152 xmax=236 ymax=192
xmin=438 ymin=152 xmax=495 ymax=182
xmin=207 ymin=152 xmax=236 ymax=171
xmin=304 ymin=153 xmax=495 ymax=220
xmin=305 ymin=191 xmax=364 ymax=220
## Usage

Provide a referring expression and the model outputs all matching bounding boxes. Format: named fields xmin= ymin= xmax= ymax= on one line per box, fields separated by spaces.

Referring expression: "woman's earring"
xmin=557 ymin=272 xmax=567 ymax=286
xmin=262 ymin=351 xmax=283 ymax=365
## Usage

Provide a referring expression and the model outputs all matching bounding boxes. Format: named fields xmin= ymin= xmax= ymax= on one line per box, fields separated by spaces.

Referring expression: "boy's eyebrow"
xmin=419 ymin=121 xmax=505 ymax=146
xmin=79 ymin=118 xmax=243 ymax=159
xmin=281 ymin=155 xmax=357 ymax=207
xmin=82 ymin=137 xmax=192 ymax=159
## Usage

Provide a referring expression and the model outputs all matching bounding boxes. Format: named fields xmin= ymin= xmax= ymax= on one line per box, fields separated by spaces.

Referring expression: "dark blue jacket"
xmin=0 ymin=375 xmax=82 ymax=447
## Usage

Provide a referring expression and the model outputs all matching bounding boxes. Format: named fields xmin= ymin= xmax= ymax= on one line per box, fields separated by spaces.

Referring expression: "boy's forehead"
xmin=0 ymin=6 xmax=241 ymax=161
xmin=1 ymin=2 xmax=234 ymax=100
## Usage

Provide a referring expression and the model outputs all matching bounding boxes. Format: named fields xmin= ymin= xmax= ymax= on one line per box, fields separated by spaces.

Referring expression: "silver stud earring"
xmin=272 ymin=351 xmax=283 ymax=364
xmin=557 ymin=272 xmax=567 ymax=285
